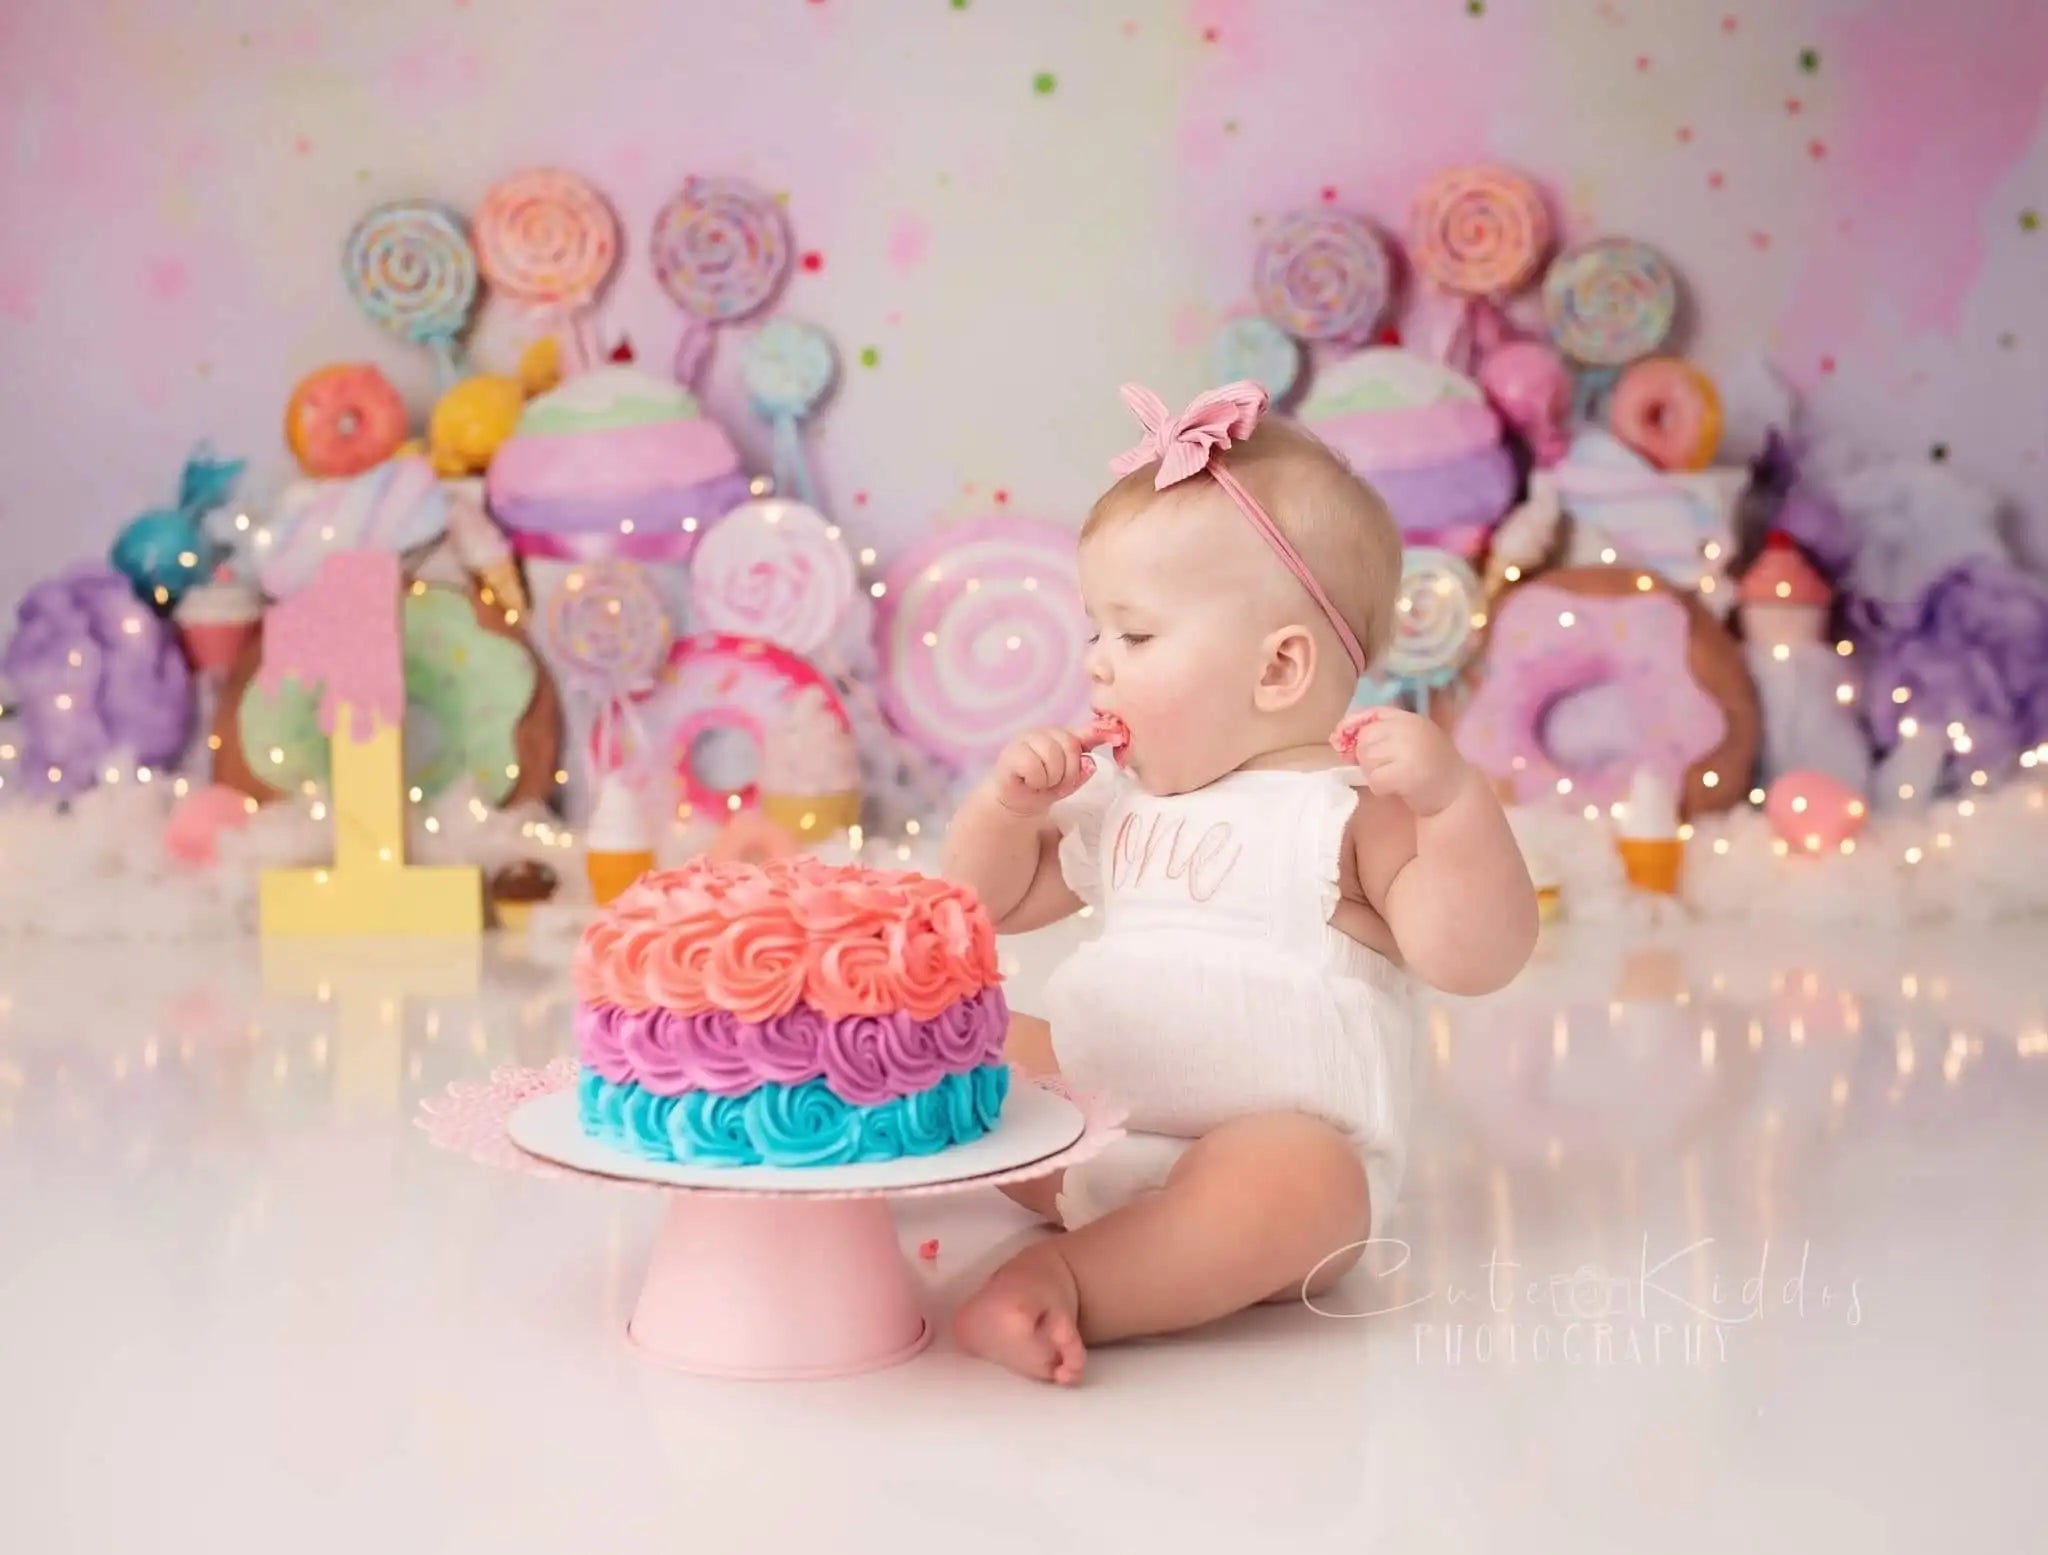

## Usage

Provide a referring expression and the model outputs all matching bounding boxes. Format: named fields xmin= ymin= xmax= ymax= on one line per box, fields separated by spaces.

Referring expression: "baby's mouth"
xmin=1086 ymin=711 xmax=1132 ymax=768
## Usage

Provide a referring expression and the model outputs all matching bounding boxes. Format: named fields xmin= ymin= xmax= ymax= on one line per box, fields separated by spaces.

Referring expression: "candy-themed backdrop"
xmin=0 ymin=0 xmax=2044 ymax=622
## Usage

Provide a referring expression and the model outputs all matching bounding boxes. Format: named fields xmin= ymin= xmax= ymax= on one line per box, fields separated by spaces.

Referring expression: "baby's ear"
xmin=1253 ymin=623 xmax=1317 ymax=712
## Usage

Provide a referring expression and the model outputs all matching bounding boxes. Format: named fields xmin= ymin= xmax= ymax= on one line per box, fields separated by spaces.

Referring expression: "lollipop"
xmin=1252 ymin=208 xmax=1391 ymax=346
xmin=1409 ymin=166 xmax=1552 ymax=298
xmin=1542 ymin=238 xmax=1679 ymax=367
xmin=652 ymin=176 xmax=792 ymax=384
xmin=687 ymin=497 xmax=854 ymax=657
xmin=474 ymin=169 xmax=619 ymax=373
xmin=741 ymin=318 xmax=837 ymax=508
xmin=343 ymin=201 xmax=479 ymax=385
xmin=1355 ymin=548 xmax=1483 ymax=714
xmin=546 ymin=558 xmax=671 ymax=773
xmin=1213 ymin=317 xmax=1302 ymax=404
xmin=876 ymin=516 xmax=1093 ymax=769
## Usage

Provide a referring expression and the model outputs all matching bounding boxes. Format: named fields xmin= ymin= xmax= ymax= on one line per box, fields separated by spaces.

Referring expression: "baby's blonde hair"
xmin=1081 ymin=417 xmax=1403 ymax=667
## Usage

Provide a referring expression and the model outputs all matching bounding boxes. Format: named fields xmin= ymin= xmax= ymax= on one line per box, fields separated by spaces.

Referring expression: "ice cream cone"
xmin=584 ymin=777 xmax=654 ymax=907
xmin=1616 ymin=837 xmax=1684 ymax=895
xmin=586 ymin=848 xmax=655 ymax=906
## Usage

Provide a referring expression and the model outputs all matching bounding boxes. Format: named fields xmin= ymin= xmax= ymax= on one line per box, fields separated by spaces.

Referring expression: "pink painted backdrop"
xmin=1 ymin=0 xmax=2044 ymax=621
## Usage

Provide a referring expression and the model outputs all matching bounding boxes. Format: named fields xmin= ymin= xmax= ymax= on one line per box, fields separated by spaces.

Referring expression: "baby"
xmin=941 ymin=381 xmax=1537 ymax=1384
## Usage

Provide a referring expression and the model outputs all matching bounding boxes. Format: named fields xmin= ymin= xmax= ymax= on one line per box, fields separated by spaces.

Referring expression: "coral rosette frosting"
xmin=573 ymin=856 xmax=1009 ymax=1167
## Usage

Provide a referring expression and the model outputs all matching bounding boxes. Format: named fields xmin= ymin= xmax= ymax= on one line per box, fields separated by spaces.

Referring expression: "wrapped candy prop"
xmin=1 ymin=566 xmax=195 ymax=800
xmin=1477 ymin=340 xmax=1573 ymax=468
xmin=109 ymin=451 xmax=244 ymax=611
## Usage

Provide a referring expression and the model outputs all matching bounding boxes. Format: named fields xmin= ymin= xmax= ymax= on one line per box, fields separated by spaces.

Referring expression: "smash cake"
xmin=572 ymin=857 xmax=1012 ymax=1167
xmin=1297 ymin=348 xmax=1516 ymax=558
xmin=485 ymin=366 xmax=752 ymax=556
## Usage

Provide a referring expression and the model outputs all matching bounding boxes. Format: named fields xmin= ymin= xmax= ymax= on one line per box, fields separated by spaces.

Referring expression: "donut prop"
xmin=213 ymin=584 xmax=560 ymax=808
xmin=1252 ymin=208 xmax=1392 ymax=346
xmin=1542 ymin=238 xmax=1680 ymax=368
xmin=1454 ymin=566 xmax=1758 ymax=818
xmin=652 ymin=175 xmax=792 ymax=384
xmin=285 ymin=365 xmax=410 ymax=479
xmin=874 ymin=515 xmax=1092 ymax=769
xmin=1609 ymin=357 xmax=1722 ymax=471
xmin=1548 ymin=430 xmax=1747 ymax=609
xmin=615 ymin=632 xmax=860 ymax=833
xmin=1408 ymin=165 xmax=1552 ymax=297
xmin=1355 ymin=548 xmax=1483 ymax=714
xmin=474 ymin=169 xmax=619 ymax=373
xmin=343 ymin=201 xmax=479 ymax=386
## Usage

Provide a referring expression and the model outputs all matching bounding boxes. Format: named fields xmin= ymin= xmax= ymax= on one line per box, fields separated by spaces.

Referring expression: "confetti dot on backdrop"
xmin=1708 ymin=171 xmax=1726 ymax=190
xmin=1786 ymin=97 xmax=1803 ymax=115
xmin=1751 ymin=231 xmax=1773 ymax=250
xmin=854 ymin=491 xmax=869 ymax=506
xmin=801 ymin=250 xmax=824 ymax=272
xmin=1721 ymin=15 xmax=1739 ymax=35
xmin=1930 ymin=444 xmax=1951 ymax=463
xmin=1999 ymin=333 xmax=2016 ymax=349
xmin=951 ymin=0 xmax=970 ymax=9
xmin=1636 ymin=55 xmax=1651 ymax=72
xmin=1799 ymin=47 xmax=1821 ymax=73
xmin=1224 ymin=118 xmax=1240 ymax=134
xmin=1032 ymin=71 xmax=1057 ymax=95
xmin=859 ymin=346 xmax=880 ymax=367
xmin=2022 ymin=210 xmax=2041 ymax=233
xmin=1202 ymin=26 xmax=1221 ymax=43
xmin=1677 ymin=126 xmax=1694 ymax=142
xmin=1466 ymin=1 xmax=1484 ymax=14
xmin=293 ymin=135 xmax=312 ymax=155
xmin=1320 ymin=185 xmax=1338 ymax=202
xmin=1809 ymin=140 xmax=1828 ymax=160
xmin=1820 ymin=355 xmax=1836 ymax=374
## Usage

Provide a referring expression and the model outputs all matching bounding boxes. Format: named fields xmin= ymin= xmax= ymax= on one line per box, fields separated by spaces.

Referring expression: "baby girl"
xmin=941 ymin=381 xmax=1537 ymax=1384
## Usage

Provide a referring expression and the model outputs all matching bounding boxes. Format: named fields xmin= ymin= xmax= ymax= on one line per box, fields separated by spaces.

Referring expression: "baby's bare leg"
xmin=996 ymin=1012 xmax=1063 ymax=1222
xmin=955 ymin=1111 xmax=1370 ymax=1383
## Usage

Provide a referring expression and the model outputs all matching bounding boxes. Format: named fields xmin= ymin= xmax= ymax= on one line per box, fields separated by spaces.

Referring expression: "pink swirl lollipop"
xmin=1253 ymin=208 xmax=1392 ymax=345
xmin=1409 ymin=165 xmax=1552 ymax=298
xmin=475 ymin=169 xmax=619 ymax=368
xmin=687 ymin=498 xmax=855 ymax=657
xmin=875 ymin=516 xmax=1092 ymax=768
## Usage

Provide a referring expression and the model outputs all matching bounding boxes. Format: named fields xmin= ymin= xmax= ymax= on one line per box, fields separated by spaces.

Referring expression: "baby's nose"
xmin=1083 ymin=640 xmax=1112 ymax=683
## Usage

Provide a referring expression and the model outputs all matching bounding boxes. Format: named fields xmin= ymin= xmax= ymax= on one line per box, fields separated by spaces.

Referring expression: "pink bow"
xmin=1110 ymin=381 xmax=1270 ymax=489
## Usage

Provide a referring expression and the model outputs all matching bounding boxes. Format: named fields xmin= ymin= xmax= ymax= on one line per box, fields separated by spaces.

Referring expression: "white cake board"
xmin=506 ymin=1082 xmax=1085 ymax=1195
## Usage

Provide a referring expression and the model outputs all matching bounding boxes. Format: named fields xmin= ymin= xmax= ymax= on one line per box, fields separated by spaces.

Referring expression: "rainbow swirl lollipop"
xmin=343 ymin=202 xmax=479 ymax=384
xmin=1542 ymin=238 xmax=1680 ymax=367
xmin=652 ymin=176 xmax=792 ymax=382
xmin=1408 ymin=166 xmax=1552 ymax=298
xmin=1253 ymin=208 xmax=1392 ymax=345
xmin=1355 ymin=548 xmax=1483 ymax=714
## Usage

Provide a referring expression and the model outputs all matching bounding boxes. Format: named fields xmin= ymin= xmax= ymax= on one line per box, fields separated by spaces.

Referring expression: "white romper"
xmin=1044 ymin=762 xmax=1417 ymax=1230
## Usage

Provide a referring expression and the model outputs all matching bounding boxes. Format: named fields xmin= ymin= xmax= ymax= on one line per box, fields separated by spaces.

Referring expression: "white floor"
xmin=2 ymin=913 xmax=2043 ymax=1553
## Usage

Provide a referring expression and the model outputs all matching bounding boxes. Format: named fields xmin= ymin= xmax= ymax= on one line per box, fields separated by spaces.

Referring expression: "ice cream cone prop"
xmin=256 ymin=550 xmax=483 ymax=936
xmin=1613 ymin=767 xmax=1685 ymax=896
xmin=585 ymin=776 xmax=654 ymax=907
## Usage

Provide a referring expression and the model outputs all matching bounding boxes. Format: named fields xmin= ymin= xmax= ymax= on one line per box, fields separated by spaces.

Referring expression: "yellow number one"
xmin=258 ymin=549 xmax=483 ymax=936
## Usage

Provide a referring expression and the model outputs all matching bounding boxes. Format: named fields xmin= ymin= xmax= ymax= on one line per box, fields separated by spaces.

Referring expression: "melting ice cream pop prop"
xmin=1613 ymin=767 xmax=1684 ymax=895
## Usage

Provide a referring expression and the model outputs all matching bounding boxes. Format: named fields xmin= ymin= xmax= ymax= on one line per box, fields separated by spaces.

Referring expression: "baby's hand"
xmin=1332 ymin=707 xmax=1473 ymax=818
xmin=989 ymin=727 xmax=1094 ymax=818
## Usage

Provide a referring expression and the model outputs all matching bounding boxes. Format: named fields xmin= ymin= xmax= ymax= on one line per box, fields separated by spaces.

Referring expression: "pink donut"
xmin=1609 ymin=358 xmax=1722 ymax=471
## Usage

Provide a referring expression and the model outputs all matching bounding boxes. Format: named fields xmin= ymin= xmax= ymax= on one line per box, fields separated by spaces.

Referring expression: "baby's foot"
xmin=954 ymin=1245 xmax=1086 ymax=1385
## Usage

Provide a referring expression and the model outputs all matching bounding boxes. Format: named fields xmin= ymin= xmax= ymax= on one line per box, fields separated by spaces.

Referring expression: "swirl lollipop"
xmin=741 ymin=318 xmax=837 ymax=507
xmin=546 ymin=558 xmax=671 ymax=774
xmin=343 ymin=201 xmax=479 ymax=385
xmin=1253 ymin=208 xmax=1392 ymax=346
xmin=474 ymin=169 xmax=619 ymax=373
xmin=876 ymin=516 xmax=1092 ymax=768
xmin=1409 ymin=166 xmax=1551 ymax=298
xmin=1355 ymin=548 xmax=1483 ymax=715
xmin=652 ymin=176 xmax=792 ymax=384
xmin=1213 ymin=316 xmax=1302 ymax=404
xmin=688 ymin=497 xmax=854 ymax=657
xmin=1542 ymin=238 xmax=1680 ymax=368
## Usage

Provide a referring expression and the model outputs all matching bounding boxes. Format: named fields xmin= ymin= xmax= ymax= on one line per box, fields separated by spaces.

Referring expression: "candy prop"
xmin=1610 ymin=358 xmax=1722 ymax=471
xmin=286 ymin=364 xmax=410 ymax=478
xmin=1542 ymin=238 xmax=1679 ymax=368
xmin=474 ymin=169 xmax=620 ymax=374
xmin=1353 ymin=548 xmax=1483 ymax=715
xmin=1456 ymin=568 xmax=1758 ymax=816
xmin=875 ymin=516 xmax=1093 ymax=769
xmin=1252 ymin=208 xmax=1392 ymax=346
xmin=1408 ymin=166 xmax=1552 ymax=298
xmin=253 ymin=551 xmax=482 ymax=936
xmin=259 ymin=456 xmax=450 ymax=601
xmin=1549 ymin=430 xmax=1746 ymax=608
xmin=545 ymin=558 xmax=672 ymax=782
xmin=1085 ymin=711 xmax=1131 ymax=770
xmin=230 ymin=583 xmax=550 ymax=806
xmin=109 ymin=451 xmax=243 ymax=610
xmin=652 ymin=176 xmax=792 ymax=384
xmin=0 ymin=566 xmax=194 ymax=800
xmin=688 ymin=498 xmax=853 ymax=657
xmin=162 ymin=782 xmax=254 ymax=868
xmin=741 ymin=319 xmax=836 ymax=507
xmin=343 ymin=201 xmax=479 ymax=386
xmin=1212 ymin=317 xmax=1302 ymax=403
xmin=1764 ymin=770 xmax=1869 ymax=856
xmin=429 ymin=374 xmax=527 ymax=478
xmin=174 ymin=571 xmax=262 ymax=676
xmin=1477 ymin=340 xmax=1573 ymax=468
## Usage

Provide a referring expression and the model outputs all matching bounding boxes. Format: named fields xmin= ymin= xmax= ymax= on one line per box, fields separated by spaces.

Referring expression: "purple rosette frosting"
xmin=752 ymin=1003 xmax=831 ymax=1085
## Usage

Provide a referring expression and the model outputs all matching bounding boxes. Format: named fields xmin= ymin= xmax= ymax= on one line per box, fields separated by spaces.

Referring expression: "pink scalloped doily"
xmin=416 ymin=1059 xmax=1129 ymax=1200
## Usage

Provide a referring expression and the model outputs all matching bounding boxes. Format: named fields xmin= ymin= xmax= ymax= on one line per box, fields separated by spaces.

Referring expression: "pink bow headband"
xmin=1109 ymin=381 xmax=1367 ymax=675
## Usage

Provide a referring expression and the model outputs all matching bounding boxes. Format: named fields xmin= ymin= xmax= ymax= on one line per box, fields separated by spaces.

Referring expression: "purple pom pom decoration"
xmin=1 ymin=566 xmax=195 ymax=799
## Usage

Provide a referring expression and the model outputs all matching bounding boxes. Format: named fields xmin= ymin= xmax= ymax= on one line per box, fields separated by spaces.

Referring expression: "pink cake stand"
xmin=418 ymin=1060 xmax=1126 ymax=1380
